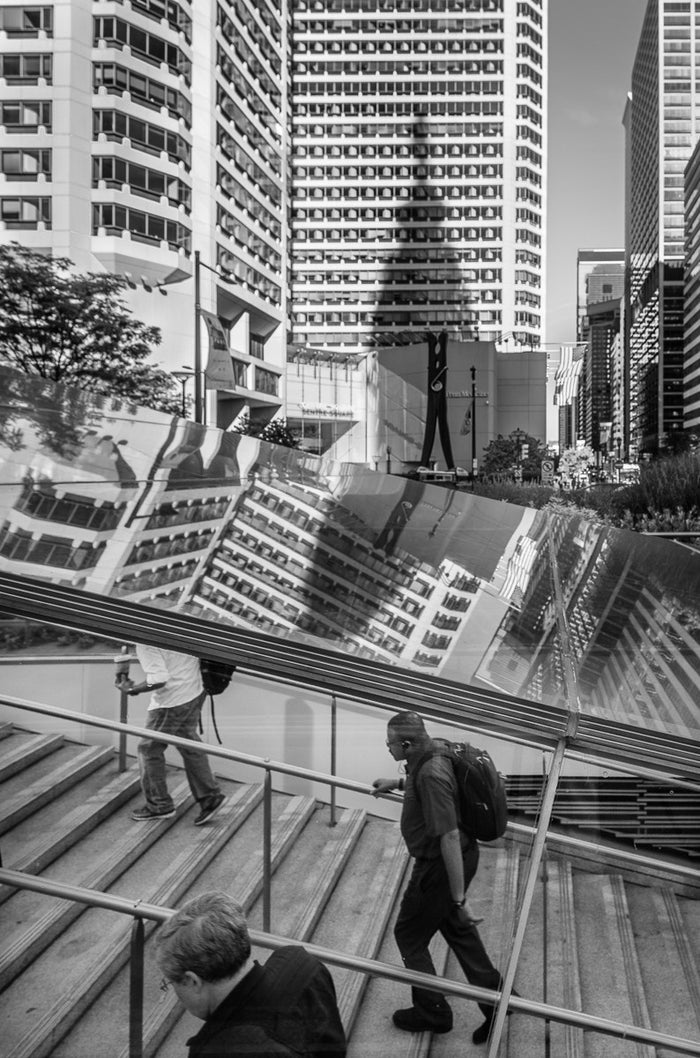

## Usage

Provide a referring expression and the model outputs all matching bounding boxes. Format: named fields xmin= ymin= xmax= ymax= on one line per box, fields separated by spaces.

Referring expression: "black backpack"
xmin=199 ymin=659 xmax=236 ymax=744
xmin=200 ymin=658 xmax=236 ymax=696
xmin=412 ymin=738 xmax=508 ymax=842
xmin=230 ymin=946 xmax=347 ymax=1057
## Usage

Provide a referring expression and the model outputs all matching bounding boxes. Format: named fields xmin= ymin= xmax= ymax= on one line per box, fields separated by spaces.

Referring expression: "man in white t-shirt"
xmin=117 ymin=644 xmax=224 ymax=825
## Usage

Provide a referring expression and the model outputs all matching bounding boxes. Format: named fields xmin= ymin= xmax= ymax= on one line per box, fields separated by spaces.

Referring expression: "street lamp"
xmin=172 ymin=368 xmax=194 ymax=419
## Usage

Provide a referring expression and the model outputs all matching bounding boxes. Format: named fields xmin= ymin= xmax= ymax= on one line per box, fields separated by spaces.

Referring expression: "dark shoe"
xmin=194 ymin=793 xmax=225 ymax=826
xmin=472 ymin=1017 xmax=494 ymax=1045
xmin=131 ymin=805 xmax=175 ymax=821
xmin=392 ymin=1006 xmax=453 ymax=1034
xmin=472 ymin=993 xmax=519 ymax=1045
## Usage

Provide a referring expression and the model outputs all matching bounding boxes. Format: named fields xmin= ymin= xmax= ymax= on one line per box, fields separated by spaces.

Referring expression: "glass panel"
xmin=0 ymin=369 xmax=699 ymax=760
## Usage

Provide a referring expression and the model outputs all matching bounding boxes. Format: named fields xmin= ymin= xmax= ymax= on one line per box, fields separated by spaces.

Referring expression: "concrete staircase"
xmin=0 ymin=724 xmax=698 ymax=1058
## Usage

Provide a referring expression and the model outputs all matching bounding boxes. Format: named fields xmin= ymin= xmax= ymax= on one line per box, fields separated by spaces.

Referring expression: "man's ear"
xmin=182 ymin=970 xmax=205 ymax=991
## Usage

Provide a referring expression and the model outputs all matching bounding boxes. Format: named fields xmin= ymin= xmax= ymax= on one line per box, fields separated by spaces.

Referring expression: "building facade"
xmin=626 ymin=0 xmax=695 ymax=456
xmin=683 ymin=136 xmax=700 ymax=435
xmin=0 ymin=0 xmax=289 ymax=428
xmin=289 ymin=0 xmax=547 ymax=354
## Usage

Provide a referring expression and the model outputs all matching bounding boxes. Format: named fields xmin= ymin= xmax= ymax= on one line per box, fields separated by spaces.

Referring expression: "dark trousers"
xmin=137 ymin=692 xmax=220 ymax=812
xmin=394 ymin=842 xmax=502 ymax=1018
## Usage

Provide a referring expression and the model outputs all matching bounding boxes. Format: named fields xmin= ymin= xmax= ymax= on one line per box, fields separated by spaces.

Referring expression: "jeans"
xmin=137 ymin=692 xmax=221 ymax=812
xmin=394 ymin=841 xmax=502 ymax=1019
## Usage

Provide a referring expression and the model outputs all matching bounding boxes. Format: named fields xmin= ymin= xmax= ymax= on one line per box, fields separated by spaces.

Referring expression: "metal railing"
xmin=2 ymin=690 xmax=700 ymax=1057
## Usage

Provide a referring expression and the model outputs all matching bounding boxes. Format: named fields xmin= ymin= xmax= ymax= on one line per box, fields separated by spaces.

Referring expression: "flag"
xmin=554 ymin=343 xmax=585 ymax=405
xmin=202 ymin=310 xmax=236 ymax=390
xmin=460 ymin=400 xmax=473 ymax=435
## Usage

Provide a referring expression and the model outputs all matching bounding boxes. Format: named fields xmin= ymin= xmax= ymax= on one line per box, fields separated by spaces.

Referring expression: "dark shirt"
xmin=186 ymin=946 xmax=346 ymax=1058
xmin=401 ymin=747 xmax=463 ymax=859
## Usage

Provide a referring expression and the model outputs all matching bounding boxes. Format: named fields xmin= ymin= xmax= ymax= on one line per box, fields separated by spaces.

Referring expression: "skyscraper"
xmin=289 ymin=0 xmax=547 ymax=354
xmin=626 ymin=0 xmax=694 ymax=456
xmin=0 ymin=0 xmax=288 ymax=428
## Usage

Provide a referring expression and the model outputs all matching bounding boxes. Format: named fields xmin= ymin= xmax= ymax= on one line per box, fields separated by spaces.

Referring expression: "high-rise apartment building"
xmin=626 ymin=0 xmax=695 ymax=456
xmin=0 ymin=0 xmax=288 ymax=428
xmin=289 ymin=0 xmax=547 ymax=354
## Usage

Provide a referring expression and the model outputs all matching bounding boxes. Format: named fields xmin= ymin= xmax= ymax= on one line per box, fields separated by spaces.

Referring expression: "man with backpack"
xmin=116 ymin=643 xmax=225 ymax=826
xmin=372 ymin=710 xmax=508 ymax=1045
xmin=155 ymin=890 xmax=347 ymax=1057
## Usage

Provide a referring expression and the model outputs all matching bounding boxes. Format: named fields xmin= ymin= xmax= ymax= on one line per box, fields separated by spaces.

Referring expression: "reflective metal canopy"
xmin=1 ymin=368 xmax=699 ymax=760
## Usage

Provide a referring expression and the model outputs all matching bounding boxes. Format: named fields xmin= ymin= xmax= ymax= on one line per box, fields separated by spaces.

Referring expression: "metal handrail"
xmin=2 ymin=692 xmax=700 ymax=1054
xmin=3 ymin=570 xmax=700 ymax=782
xmin=1 ymin=868 xmax=699 ymax=1057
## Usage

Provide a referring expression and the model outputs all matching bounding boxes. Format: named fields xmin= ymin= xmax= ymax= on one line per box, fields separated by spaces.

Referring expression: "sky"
xmin=546 ymin=0 xmax=648 ymax=344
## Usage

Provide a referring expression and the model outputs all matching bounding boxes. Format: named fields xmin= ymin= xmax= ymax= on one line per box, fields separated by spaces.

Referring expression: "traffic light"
xmin=521 ymin=443 xmax=529 ymax=460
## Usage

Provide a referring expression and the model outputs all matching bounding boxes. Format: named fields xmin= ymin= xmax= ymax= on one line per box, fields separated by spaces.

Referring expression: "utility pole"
xmin=193 ymin=250 xmax=203 ymax=423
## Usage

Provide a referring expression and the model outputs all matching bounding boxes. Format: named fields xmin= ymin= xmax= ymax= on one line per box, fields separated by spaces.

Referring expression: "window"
xmin=0 ymin=100 xmax=51 ymax=131
xmin=0 ymin=52 xmax=52 ymax=82
xmin=92 ymin=17 xmax=191 ymax=78
xmin=93 ymin=64 xmax=191 ymax=126
xmin=0 ymin=6 xmax=52 ymax=37
xmin=92 ymin=203 xmax=190 ymax=251
xmin=0 ymin=196 xmax=51 ymax=228
xmin=1 ymin=148 xmax=51 ymax=180
xmin=254 ymin=367 xmax=280 ymax=396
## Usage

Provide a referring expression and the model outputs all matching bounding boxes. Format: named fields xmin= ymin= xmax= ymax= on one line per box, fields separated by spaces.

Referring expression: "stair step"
xmin=543 ymin=858 xmax=584 ymax=1058
xmin=310 ymin=818 xmax=409 ymax=1035
xmin=624 ymin=883 xmax=700 ymax=1045
xmin=0 ymin=732 xmax=65 ymax=782
xmin=0 ymin=767 xmax=142 ymax=905
xmin=2 ymin=783 xmax=266 ymax=1058
xmin=149 ymin=805 xmax=368 ymax=1058
xmin=573 ymin=872 xmax=655 ymax=1058
xmin=0 ymin=778 xmax=195 ymax=992
xmin=0 ymin=721 xmax=14 ymax=739
xmin=0 ymin=745 xmax=115 ymax=835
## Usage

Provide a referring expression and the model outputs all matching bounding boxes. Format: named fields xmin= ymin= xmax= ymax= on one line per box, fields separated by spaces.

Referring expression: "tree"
xmin=480 ymin=429 xmax=545 ymax=479
xmin=0 ymin=243 xmax=180 ymax=414
xmin=232 ymin=410 xmax=299 ymax=449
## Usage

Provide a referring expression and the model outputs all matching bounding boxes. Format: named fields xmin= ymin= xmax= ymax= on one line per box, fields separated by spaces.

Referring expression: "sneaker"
xmin=194 ymin=793 xmax=225 ymax=826
xmin=392 ymin=1006 xmax=453 ymax=1034
xmin=131 ymin=805 xmax=176 ymax=821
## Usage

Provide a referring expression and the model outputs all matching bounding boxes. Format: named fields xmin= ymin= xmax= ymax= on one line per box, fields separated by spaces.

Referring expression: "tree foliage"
xmin=480 ymin=429 xmax=545 ymax=478
xmin=0 ymin=243 xmax=180 ymax=414
xmin=231 ymin=411 xmax=299 ymax=448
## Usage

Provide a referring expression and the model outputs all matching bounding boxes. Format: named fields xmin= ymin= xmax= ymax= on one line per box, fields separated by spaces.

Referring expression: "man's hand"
xmin=115 ymin=677 xmax=139 ymax=695
xmin=372 ymin=777 xmax=399 ymax=798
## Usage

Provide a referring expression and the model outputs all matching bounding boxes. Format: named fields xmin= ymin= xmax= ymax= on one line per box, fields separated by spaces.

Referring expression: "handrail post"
xmin=330 ymin=693 xmax=337 ymax=827
xmin=129 ymin=917 xmax=145 ymax=1058
xmin=263 ymin=768 xmax=272 ymax=933
xmin=115 ymin=645 xmax=133 ymax=773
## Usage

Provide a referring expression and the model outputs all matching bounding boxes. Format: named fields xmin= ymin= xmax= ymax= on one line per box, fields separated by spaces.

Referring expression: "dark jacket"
xmin=187 ymin=946 xmax=347 ymax=1058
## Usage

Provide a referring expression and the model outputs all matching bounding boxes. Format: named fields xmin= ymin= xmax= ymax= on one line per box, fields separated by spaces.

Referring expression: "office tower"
xmin=289 ymin=0 xmax=547 ymax=354
xmin=0 ymin=0 xmax=288 ymax=428
xmin=684 ymin=137 xmax=700 ymax=434
xmin=575 ymin=250 xmax=624 ymax=457
xmin=626 ymin=0 xmax=695 ymax=457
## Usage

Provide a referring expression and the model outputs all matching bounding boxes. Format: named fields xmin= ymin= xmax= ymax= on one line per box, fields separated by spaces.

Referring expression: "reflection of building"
xmin=369 ymin=339 xmax=546 ymax=472
xmin=290 ymin=3 xmax=547 ymax=352
xmin=0 ymin=2 xmax=287 ymax=428
xmin=626 ymin=1 xmax=693 ymax=455
xmin=188 ymin=476 xmax=484 ymax=673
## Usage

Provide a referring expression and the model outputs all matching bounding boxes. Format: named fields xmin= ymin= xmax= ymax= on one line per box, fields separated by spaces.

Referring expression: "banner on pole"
xmin=202 ymin=310 xmax=236 ymax=390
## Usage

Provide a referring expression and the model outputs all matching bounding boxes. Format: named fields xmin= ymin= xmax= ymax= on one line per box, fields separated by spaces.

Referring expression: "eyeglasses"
xmin=385 ymin=738 xmax=401 ymax=747
xmin=160 ymin=977 xmax=170 ymax=993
